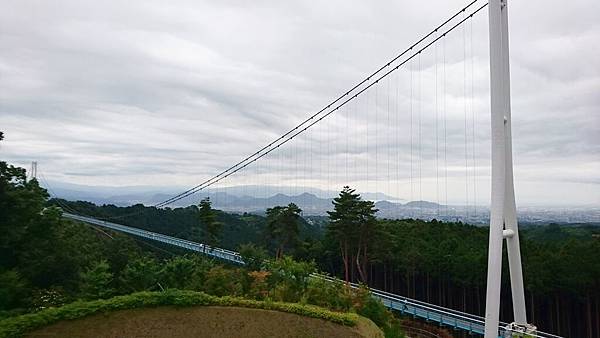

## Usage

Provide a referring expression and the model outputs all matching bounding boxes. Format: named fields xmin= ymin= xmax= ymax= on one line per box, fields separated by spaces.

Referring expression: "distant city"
xmin=45 ymin=181 xmax=600 ymax=225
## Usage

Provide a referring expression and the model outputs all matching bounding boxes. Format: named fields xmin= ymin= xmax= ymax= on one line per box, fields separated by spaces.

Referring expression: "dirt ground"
xmin=27 ymin=306 xmax=383 ymax=338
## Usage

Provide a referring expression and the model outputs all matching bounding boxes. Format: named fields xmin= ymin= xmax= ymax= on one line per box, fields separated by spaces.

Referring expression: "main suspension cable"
xmin=152 ymin=1 xmax=488 ymax=209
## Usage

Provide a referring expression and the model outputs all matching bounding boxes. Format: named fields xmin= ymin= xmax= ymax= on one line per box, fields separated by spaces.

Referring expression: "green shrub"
xmin=78 ymin=260 xmax=114 ymax=300
xmin=202 ymin=266 xmax=244 ymax=297
xmin=246 ymin=270 xmax=270 ymax=300
xmin=118 ymin=256 xmax=161 ymax=293
xmin=0 ymin=270 xmax=28 ymax=311
xmin=359 ymin=296 xmax=391 ymax=328
xmin=238 ymin=243 xmax=268 ymax=271
xmin=304 ymin=276 xmax=353 ymax=311
xmin=382 ymin=318 xmax=406 ymax=338
xmin=28 ymin=287 xmax=68 ymax=311
xmin=159 ymin=256 xmax=198 ymax=289
xmin=265 ymin=256 xmax=315 ymax=302
xmin=0 ymin=290 xmax=358 ymax=338
xmin=353 ymin=287 xmax=389 ymax=328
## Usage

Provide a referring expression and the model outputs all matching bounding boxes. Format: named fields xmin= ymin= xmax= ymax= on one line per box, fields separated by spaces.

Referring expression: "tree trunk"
xmin=351 ymin=253 xmax=356 ymax=282
xmin=564 ymin=298 xmax=579 ymax=337
xmin=383 ymin=264 xmax=387 ymax=290
xmin=555 ymin=295 xmax=561 ymax=335
xmin=438 ymin=278 xmax=442 ymax=306
xmin=426 ymin=273 xmax=430 ymax=302
xmin=596 ymin=296 xmax=599 ymax=338
xmin=355 ymin=246 xmax=367 ymax=283
xmin=586 ymin=295 xmax=592 ymax=338
xmin=363 ymin=245 xmax=369 ymax=284
xmin=530 ymin=292 xmax=535 ymax=323
xmin=412 ymin=271 xmax=417 ymax=298
xmin=341 ymin=241 xmax=349 ymax=283
xmin=477 ymin=286 xmax=482 ymax=315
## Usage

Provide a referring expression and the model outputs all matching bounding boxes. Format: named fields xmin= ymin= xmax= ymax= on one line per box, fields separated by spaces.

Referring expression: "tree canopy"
xmin=327 ymin=186 xmax=378 ymax=282
xmin=197 ymin=197 xmax=223 ymax=250
xmin=265 ymin=203 xmax=302 ymax=259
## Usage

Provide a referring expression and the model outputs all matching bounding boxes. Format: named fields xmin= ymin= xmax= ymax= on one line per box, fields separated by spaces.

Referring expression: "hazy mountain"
xmin=43 ymin=180 xmax=600 ymax=224
xmin=42 ymin=181 xmax=400 ymax=207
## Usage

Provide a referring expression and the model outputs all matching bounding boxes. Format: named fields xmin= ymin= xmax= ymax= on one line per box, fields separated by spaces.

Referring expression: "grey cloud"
xmin=1 ymin=0 xmax=598 ymax=206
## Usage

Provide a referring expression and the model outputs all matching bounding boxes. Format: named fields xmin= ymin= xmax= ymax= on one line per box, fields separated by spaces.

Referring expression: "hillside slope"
xmin=26 ymin=306 xmax=383 ymax=338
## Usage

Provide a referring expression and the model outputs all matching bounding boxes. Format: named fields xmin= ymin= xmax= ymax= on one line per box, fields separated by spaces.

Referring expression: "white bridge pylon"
xmin=485 ymin=0 xmax=533 ymax=336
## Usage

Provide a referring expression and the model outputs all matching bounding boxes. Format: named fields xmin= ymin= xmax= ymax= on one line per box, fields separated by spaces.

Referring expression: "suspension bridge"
xmin=40 ymin=0 xmax=561 ymax=336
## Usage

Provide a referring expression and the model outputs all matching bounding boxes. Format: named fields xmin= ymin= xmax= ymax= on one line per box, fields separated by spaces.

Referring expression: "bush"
xmin=119 ymin=256 xmax=161 ymax=293
xmin=0 ymin=270 xmax=28 ymax=310
xmin=202 ymin=266 xmax=243 ymax=297
xmin=383 ymin=318 xmax=406 ymax=338
xmin=238 ymin=243 xmax=268 ymax=271
xmin=356 ymin=295 xmax=390 ymax=328
xmin=183 ymin=257 xmax=215 ymax=292
xmin=0 ymin=290 xmax=358 ymax=338
xmin=265 ymin=256 xmax=315 ymax=302
xmin=78 ymin=260 xmax=114 ymax=300
xmin=159 ymin=255 xmax=198 ymax=289
xmin=302 ymin=276 xmax=402 ymax=337
xmin=304 ymin=276 xmax=353 ymax=311
xmin=247 ymin=270 xmax=270 ymax=300
xmin=28 ymin=287 xmax=68 ymax=312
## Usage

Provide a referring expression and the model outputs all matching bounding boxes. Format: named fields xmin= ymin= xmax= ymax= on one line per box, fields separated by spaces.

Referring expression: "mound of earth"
xmin=27 ymin=306 xmax=383 ymax=338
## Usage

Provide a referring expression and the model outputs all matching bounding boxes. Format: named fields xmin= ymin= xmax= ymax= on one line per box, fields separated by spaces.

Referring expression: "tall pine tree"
xmin=326 ymin=186 xmax=378 ymax=283
xmin=198 ymin=197 xmax=222 ymax=251
xmin=265 ymin=203 xmax=302 ymax=259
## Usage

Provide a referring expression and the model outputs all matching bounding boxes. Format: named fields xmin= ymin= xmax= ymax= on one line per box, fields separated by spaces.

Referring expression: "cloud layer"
xmin=1 ymin=0 xmax=598 ymax=206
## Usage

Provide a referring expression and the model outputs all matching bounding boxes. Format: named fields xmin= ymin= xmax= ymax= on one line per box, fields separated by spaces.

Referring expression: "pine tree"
xmin=198 ymin=197 xmax=222 ymax=251
xmin=266 ymin=203 xmax=302 ymax=259
xmin=355 ymin=197 xmax=378 ymax=283
xmin=79 ymin=260 xmax=114 ymax=300
xmin=327 ymin=186 xmax=378 ymax=283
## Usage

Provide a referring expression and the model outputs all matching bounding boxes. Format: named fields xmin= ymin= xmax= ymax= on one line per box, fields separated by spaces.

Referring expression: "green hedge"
xmin=0 ymin=290 xmax=358 ymax=337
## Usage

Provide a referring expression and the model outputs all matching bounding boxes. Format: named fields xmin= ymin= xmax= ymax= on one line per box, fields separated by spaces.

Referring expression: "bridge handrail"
xmin=313 ymin=274 xmax=486 ymax=325
xmin=315 ymin=274 xmax=487 ymax=323
xmin=65 ymin=213 xmax=246 ymax=262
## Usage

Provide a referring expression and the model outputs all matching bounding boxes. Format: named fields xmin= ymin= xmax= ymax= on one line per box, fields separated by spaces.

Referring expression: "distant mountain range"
xmin=43 ymin=180 xmax=600 ymax=224
xmin=43 ymin=181 xmax=401 ymax=208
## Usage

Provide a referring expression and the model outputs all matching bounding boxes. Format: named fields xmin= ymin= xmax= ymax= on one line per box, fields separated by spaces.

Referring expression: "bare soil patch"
xmin=27 ymin=306 xmax=383 ymax=338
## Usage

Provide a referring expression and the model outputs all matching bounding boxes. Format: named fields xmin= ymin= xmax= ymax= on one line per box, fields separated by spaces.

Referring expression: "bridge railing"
xmin=63 ymin=212 xmax=562 ymax=338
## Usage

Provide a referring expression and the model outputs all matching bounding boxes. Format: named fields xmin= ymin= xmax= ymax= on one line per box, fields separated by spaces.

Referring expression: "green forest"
xmin=1 ymin=156 xmax=599 ymax=337
xmin=1 ymin=160 xmax=408 ymax=337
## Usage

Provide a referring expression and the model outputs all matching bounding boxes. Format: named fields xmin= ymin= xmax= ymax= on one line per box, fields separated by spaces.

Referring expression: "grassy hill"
xmin=0 ymin=290 xmax=382 ymax=338
xmin=26 ymin=306 xmax=382 ymax=338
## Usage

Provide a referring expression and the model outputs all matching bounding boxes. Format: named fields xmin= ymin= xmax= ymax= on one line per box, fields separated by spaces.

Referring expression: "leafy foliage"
xmin=327 ymin=186 xmax=378 ymax=282
xmin=265 ymin=256 xmax=315 ymax=302
xmin=119 ymin=256 xmax=161 ymax=293
xmin=238 ymin=243 xmax=268 ymax=271
xmin=202 ymin=266 xmax=245 ymax=297
xmin=304 ymin=276 xmax=353 ymax=311
xmin=265 ymin=203 xmax=302 ymax=258
xmin=197 ymin=197 xmax=223 ymax=248
xmin=78 ymin=260 xmax=115 ymax=300
xmin=0 ymin=271 xmax=27 ymax=311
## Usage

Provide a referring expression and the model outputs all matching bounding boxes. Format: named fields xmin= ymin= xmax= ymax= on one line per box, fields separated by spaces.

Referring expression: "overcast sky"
xmin=1 ymin=0 xmax=598 ymax=206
